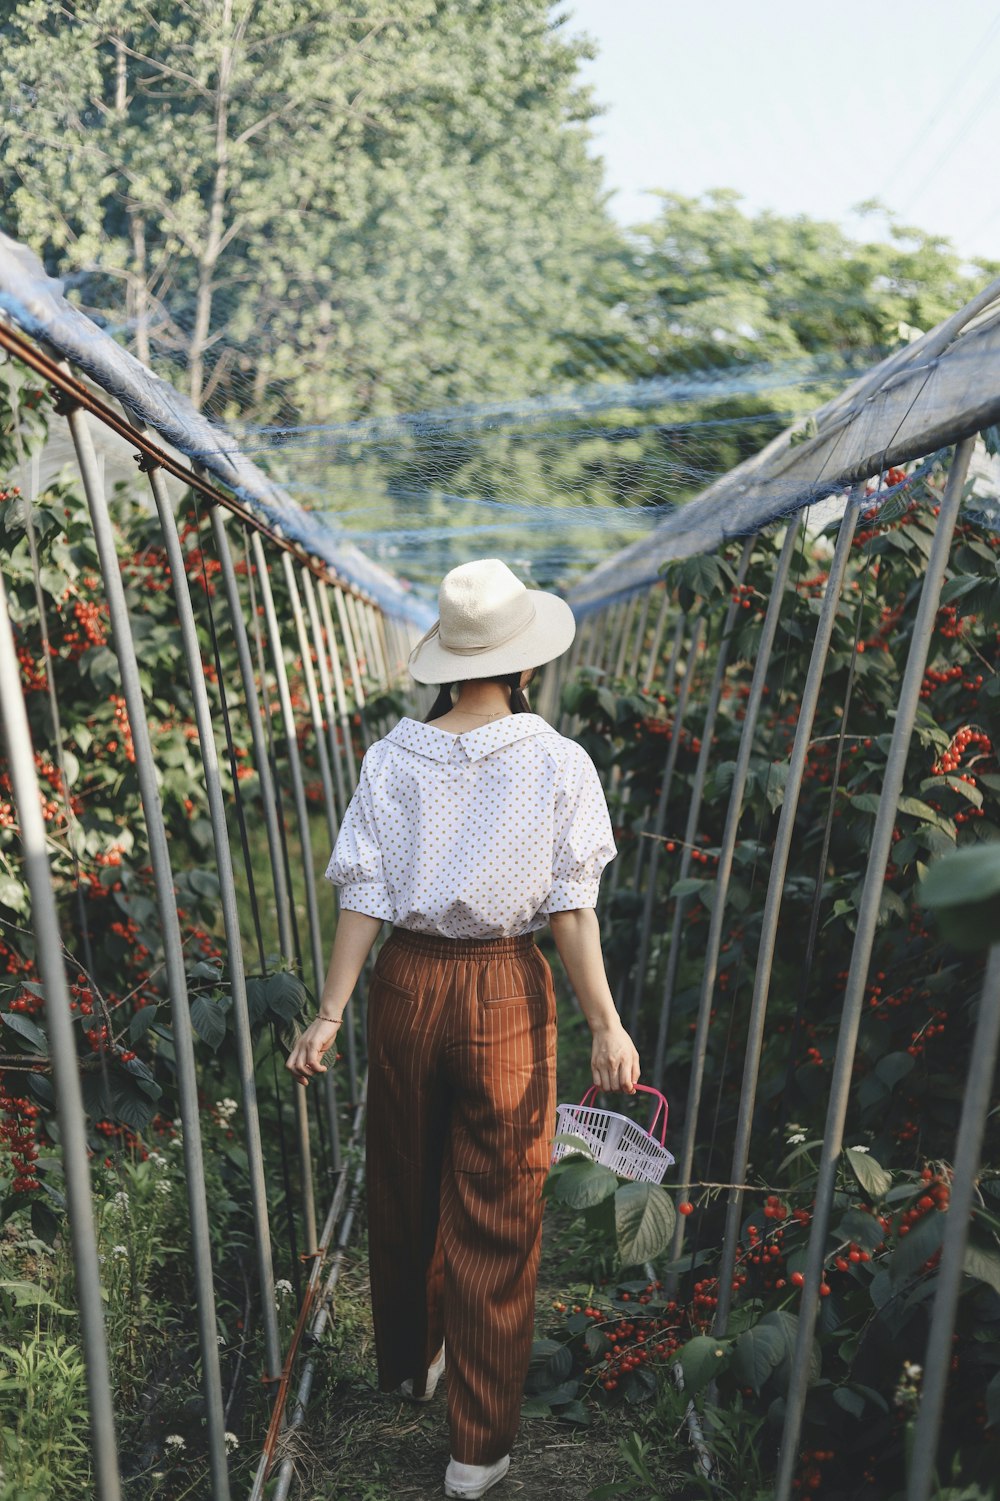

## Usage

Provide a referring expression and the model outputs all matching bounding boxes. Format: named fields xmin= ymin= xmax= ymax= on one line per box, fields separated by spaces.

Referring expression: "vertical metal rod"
xmin=210 ymin=511 xmax=294 ymax=961
xmin=907 ymin=945 xmax=1000 ymax=1501
xmin=64 ymin=404 xmax=231 ymax=1500
xmin=282 ymin=557 xmax=340 ymax=850
xmin=139 ymin=460 xmax=281 ymax=1380
xmin=300 ymin=573 xmax=358 ymax=1102
xmin=775 ymin=439 xmax=975 ymax=1499
xmin=281 ymin=555 xmax=343 ymax=1170
xmin=317 ymin=582 xmax=358 ymax=784
xmin=642 ymin=583 xmax=672 ymax=693
xmin=334 ymin=584 xmax=369 ymax=749
xmin=713 ymin=500 xmax=859 ymax=1339
xmin=613 ymin=595 xmax=638 ymax=679
xmin=300 ymin=570 xmax=348 ymax=818
xmin=628 ymin=588 xmax=653 ymax=682
xmin=0 ymin=571 xmax=123 ymax=1501
xmin=627 ymin=616 xmax=705 ymax=1030
xmin=584 ymin=608 xmax=606 ymax=669
xmin=343 ymin=590 xmax=368 ymax=691
xmin=668 ymin=517 xmax=800 ymax=1268
xmin=367 ymin=601 xmax=389 ymax=687
xmin=250 ymin=531 xmax=321 ymax=1253
xmin=652 ymin=538 xmax=754 ymax=1086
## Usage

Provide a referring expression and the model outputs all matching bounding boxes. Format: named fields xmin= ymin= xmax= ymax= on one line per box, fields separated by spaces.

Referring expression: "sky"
xmin=565 ymin=0 xmax=1000 ymax=266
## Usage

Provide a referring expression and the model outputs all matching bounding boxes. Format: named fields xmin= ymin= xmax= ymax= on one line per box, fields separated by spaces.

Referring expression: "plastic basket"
xmin=552 ymin=1083 xmax=674 ymax=1184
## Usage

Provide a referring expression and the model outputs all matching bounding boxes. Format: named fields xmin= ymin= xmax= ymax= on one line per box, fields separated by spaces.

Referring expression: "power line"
xmin=877 ymin=11 xmax=1000 ymax=201
xmin=897 ymin=59 xmax=1000 ymax=215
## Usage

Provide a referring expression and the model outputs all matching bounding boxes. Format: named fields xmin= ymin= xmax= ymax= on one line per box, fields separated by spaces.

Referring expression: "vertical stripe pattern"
xmin=366 ymin=927 xmax=557 ymax=1465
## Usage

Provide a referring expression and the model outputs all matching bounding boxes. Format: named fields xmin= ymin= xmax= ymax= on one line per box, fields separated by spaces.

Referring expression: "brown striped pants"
xmin=365 ymin=926 xmax=557 ymax=1464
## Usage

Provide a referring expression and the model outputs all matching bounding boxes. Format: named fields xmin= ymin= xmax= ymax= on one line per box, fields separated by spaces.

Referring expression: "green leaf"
xmin=832 ymin=1385 xmax=865 ymax=1420
xmin=919 ymin=843 xmax=1000 ymax=949
xmin=890 ymin=1210 xmax=945 ymax=1287
xmin=850 ymin=793 xmax=882 ymax=815
xmin=1 ymin=1011 xmax=47 ymax=1051
xmin=129 ymin=1005 xmax=158 ymax=1043
xmin=552 ymin=1160 xmax=619 ymax=1211
xmin=845 ymin=1148 xmax=892 ymax=1199
xmin=986 ymin=1370 xmax=1000 ymax=1428
xmin=731 ymin=1322 xmax=785 ymax=1393
xmin=921 ymin=843 xmax=1000 ymax=907
xmin=758 ymin=1309 xmax=821 ymax=1393
xmin=963 ymin=1242 xmax=1000 ymax=1297
xmin=550 ymin=1132 xmax=594 ymax=1159
xmin=0 ymin=1280 xmax=73 ymax=1313
xmin=554 ymin=1397 xmax=590 ymax=1425
xmin=678 ymin=1334 xmax=730 ymax=1395
xmin=0 ymin=877 xmax=28 ymax=915
xmin=190 ymin=995 xmax=227 ymax=1050
xmin=266 ymin=971 xmax=308 ymax=1021
xmin=836 ymin=1208 xmax=884 ymax=1252
xmin=614 ymin=1182 xmax=676 ymax=1264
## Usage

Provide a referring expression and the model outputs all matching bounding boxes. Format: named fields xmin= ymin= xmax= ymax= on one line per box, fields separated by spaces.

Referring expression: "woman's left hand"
xmin=590 ymin=1020 xmax=641 ymax=1094
xmin=285 ymin=1017 xmax=342 ymax=1086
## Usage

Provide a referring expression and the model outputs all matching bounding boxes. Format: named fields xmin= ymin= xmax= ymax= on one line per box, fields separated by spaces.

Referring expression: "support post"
xmin=64 ymin=403 xmax=231 ymax=1500
xmin=0 ymin=569 xmax=123 ymax=1501
xmin=774 ymin=440 xmax=975 ymax=1499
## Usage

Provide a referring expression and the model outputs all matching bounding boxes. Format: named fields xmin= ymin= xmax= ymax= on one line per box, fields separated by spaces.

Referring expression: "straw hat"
xmin=408 ymin=559 xmax=576 ymax=684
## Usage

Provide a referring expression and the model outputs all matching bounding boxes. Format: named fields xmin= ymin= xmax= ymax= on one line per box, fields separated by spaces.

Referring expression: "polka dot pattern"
xmin=324 ymin=712 xmax=617 ymax=938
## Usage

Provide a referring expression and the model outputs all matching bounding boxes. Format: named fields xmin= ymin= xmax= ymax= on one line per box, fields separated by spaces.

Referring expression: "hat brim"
xmin=408 ymin=591 xmax=577 ymax=684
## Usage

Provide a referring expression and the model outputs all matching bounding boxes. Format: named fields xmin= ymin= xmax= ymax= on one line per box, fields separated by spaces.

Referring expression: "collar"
xmin=385 ymin=713 xmax=554 ymax=764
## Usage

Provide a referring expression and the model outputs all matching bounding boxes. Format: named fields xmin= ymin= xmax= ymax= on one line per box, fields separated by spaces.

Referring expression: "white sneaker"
xmin=444 ymin=1454 xmax=511 ymax=1498
xmin=398 ymin=1345 xmax=446 ymax=1402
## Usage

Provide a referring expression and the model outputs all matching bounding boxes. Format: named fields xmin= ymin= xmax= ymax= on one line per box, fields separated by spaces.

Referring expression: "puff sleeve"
xmin=540 ymin=743 xmax=617 ymax=913
xmin=324 ymin=747 xmax=395 ymax=922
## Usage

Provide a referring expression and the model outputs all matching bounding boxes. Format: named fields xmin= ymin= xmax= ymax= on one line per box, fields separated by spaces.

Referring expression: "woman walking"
xmin=286 ymin=559 xmax=641 ymax=1499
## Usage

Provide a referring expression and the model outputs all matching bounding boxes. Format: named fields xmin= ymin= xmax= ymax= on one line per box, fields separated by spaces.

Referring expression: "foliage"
xmin=0 ymin=0 xmax=613 ymax=424
xmin=549 ymin=454 xmax=1000 ymax=1495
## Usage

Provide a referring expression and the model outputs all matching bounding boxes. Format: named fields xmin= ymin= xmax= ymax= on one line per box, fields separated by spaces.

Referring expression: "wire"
xmin=876 ymin=10 xmax=1000 ymax=200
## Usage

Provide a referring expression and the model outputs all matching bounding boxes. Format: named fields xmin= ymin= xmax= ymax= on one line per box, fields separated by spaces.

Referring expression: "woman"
xmin=286 ymin=558 xmax=641 ymax=1499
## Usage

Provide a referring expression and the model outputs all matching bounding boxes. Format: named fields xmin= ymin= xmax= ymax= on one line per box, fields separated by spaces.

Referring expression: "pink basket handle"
xmin=579 ymin=1083 xmax=669 ymax=1146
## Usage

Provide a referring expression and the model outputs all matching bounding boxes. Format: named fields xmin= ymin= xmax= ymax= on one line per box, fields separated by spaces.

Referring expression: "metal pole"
xmin=281 ymin=554 xmax=344 ymax=1169
xmin=63 ymin=402 xmax=231 ymax=1500
xmin=627 ymin=616 xmax=704 ymax=1032
xmin=713 ymin=500 xmax=859 ymax=1339
xmin=907 ymin=946 xmax=1000 ymax=1501
xmin=628 ymin=588 xmax=653 ymax=682
xmin=300 ymin=570 xmax=348 ymax=818
xmin=642 ymin=584 xmax=672 ymax=694
xmin=334 ymin=584 xmax=370 ymax=750
xmin=0 ymin=571 xmax=123 ymax=1501
xmin=612 ymin=596 xmax=638 ymax=679
xmin=250 ymin=531 xmax=326 ymax=1248
xmin=317 ymin=582 xmax=358 ymax=784
xmin=774 ymin=439 xmax=975 ymax=1499
xmin=209 ymin=511 xmax=294 ymax=962
xmin=652 ymin=538 xmax=754 ymax=1087
xmin=668 ymin=518 xmax=800 ymax=1269
xmin=138 ymin=455 xmax=282 ymax=1381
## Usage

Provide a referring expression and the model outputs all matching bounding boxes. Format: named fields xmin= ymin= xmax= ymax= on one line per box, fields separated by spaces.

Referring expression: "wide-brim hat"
xmin=408 ymin=558 xmax=577 ymax=685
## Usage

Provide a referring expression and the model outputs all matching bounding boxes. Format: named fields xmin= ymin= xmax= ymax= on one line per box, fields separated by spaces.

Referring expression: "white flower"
xmin=849 ymin=1145 xmax=870 ymax=1154
xmin=112 ymin=1191 xmax=129 ymax=1211
xmin=147 ymin=1151 xmax=168 ymax=1169
xmin=787 ymin=1132 xmax=806 ymax=1145
xmin=164 ymin=1434 xmax=186 ymax=1450
xmin=902 ymin=1361 xmax=922 ymax=1381
xmin=217 ymin=1334 xmax=225 ymax=1345
xmin=111 ymin=1244 xmax=128 ymax=1258
xmin=224 ymin=1432 xmax=239 ymax=1453
xmin=156 ymin=1180 xmax=172 ymax=1196
xmin=275 ymin=1279 xmax=293 ymax=1300
xmin=168 ymin=1136 xmax=184 ymax=1150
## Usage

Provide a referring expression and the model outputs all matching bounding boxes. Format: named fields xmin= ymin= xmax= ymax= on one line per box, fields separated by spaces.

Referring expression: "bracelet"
xmin=317 ymin=1015 xmax=343 ymax=1027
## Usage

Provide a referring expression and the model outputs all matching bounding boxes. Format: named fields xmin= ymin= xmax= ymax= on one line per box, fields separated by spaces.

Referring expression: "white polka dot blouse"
xmin=324 ymin=713 xmax=617 ymax=939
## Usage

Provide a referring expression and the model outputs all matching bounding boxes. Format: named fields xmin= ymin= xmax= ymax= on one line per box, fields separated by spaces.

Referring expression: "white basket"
xmin=552 ymin=1084 xmax=674 ymax=1185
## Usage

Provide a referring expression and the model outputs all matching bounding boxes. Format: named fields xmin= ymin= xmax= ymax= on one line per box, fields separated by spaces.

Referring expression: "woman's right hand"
xmin=590 ymin=1020 xmax=641 ymax=1094
xmin=285 ymin=1017 xmax=341 ymax=1086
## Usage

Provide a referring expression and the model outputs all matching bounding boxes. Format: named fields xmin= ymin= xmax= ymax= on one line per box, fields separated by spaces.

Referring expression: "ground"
xmin=281 ymin=1212 xmax=643 ymax=1501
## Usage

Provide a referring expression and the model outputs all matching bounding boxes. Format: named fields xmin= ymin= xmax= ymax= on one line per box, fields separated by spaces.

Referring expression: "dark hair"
xmin=425 ymin=669 xmax=535 ymax=723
